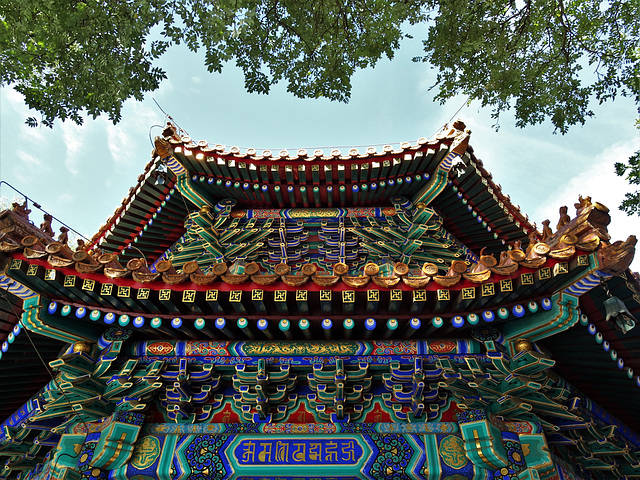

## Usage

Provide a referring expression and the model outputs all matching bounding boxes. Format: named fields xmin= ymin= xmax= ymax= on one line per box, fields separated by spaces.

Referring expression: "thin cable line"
xmin=152 ymin=99 xmax=187 ymax=137
xmin=126 ymin=245 xmax=148 ymax=265
xmin=0 ymin=181 xmax=90 ymax=241
xmin=150 ymin=99 xmax=473 ymax=152
xmin=0 ymin=290 xmax=91 ymax=434
xmin=426 ymin=96 xmax=471 ymax=140
xmin=447 ymin=97 xmax=471 ymax=125
xmin=148 ymin=124 xmax=164 ymax=148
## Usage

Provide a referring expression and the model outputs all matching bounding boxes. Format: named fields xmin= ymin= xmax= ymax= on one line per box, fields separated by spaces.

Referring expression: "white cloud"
xmin=1 ymin=89 xmax=47 ymax=143
xmin=12 ymin=150 xmax=45 ymax=184
xmin=60 ymin=121 xmax=85 ymax=175
xmin=104 ymin=101 xmax=159 ymax=167
xmin=3 ymin=89 xmax=27 ymax=111
xmin=531 ymin=140 xmax=640 ymax=270
xmin=15 ymin=150 xmax=43 ymax=169
xmin=57 ymin=193 xmax=73 ymax=203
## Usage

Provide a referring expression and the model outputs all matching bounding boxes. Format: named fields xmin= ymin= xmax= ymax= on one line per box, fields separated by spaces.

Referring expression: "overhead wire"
xmin=151 ymin=97 xmax=472 ymax=152
xmin=0 ymin=289 xmax=91 ymax=435
xmin=0 ymin=181 xmax=90 ymax=242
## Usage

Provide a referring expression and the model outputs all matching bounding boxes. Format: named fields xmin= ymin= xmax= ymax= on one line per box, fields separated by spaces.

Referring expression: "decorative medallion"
xmin=470 ymin=326 xmax=502 ymax=343
xmin=102 ymin=327 xmax=131 ymax=342
xmin=429 ymin=340 xmax=457 ymax=354
xmin=185 ymin=341 xmax=229 ymax=356
xmin=514 ymin=338 xmax=533 ymax=353
xmin=240 ymin=341 xmax=359 ymax=356
xmin=72 ymin=341 xmax=92 ymax=354
xmin=382 ymin=207 xmax=397 ymax=216
xmin=370 ymin=434 xmax=413 ymax=477
xmin=371 ymin=341 xmax=418 ymax=355
xmin=439 ymin=435 xmax=468 ymax=469
xmin=130 ymin=436 xmax=161 ymax=470
xmin=147 ymin=342 xmax=175 ymax=355
xmin=184 ymin=435 xmax=228 ymax=479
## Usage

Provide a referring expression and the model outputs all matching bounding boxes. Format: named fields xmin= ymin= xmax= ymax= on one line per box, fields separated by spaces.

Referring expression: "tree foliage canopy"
xmin=0 ymin=0 xmax=426 ymax=126
xmin=1 ymin=0 xmax=638 ymax=128
xmin=417 ymin=0 xmax=639 ymax=134
xmin=1 ymin=0 xmax=639 ymax=208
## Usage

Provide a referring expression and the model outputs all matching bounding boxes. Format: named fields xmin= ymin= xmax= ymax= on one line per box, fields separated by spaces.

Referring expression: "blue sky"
xmin=1 ymin=34 xmax=639 ymax=267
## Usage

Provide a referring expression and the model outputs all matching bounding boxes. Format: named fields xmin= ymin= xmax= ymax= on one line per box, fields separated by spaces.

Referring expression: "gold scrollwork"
xmin=130 ymin=436 xmax=161 ymax=470
xmin=439 ymin=435 xmax=468 ymax=469
xmin=437 ymin=290 xmax=450 ymax=301
xmin=481 ymin=284 xmax=495 ymax=297
xmin=252 ymin=290 xmax=264 ymax=301
xmin=137 ymin=288 xmax=150 ymax=300
xmin=241 ymin=342 xmax=358 ymax=356
xmin=461 ymin=288 xmax=475 ymax=300
xmin=413 ymin=290 xmax=427 ymax=302
xmin=538 ymin=268 xmax=551 ymax=280
xmin=390 ymin=290 xmax=403 ymax=301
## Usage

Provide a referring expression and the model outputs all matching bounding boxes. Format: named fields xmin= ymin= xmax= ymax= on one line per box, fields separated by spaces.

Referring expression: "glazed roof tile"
xmin=87 ymin=122 xmax=536 ymax=264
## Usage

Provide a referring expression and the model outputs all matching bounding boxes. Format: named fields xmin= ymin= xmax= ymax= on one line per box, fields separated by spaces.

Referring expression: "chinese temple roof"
xmin=0 ymin=120 xmax=639 ymax=478
xmin=88 ymin=122 xmax=534 ymax=264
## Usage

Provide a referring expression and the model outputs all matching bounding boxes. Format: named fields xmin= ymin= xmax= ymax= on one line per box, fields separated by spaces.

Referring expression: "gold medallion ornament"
xmin=147 ymin=342 xmax=175 ymax=355
xmin=439 ymin=435 xmax=468 ymax=469
xmin=514 ymin=338 xmax=533 ymax=353
xmin=130 ymin=436 xmax=161 ymax=470
xmin=72 ymin=341 xmax=92 ymax=354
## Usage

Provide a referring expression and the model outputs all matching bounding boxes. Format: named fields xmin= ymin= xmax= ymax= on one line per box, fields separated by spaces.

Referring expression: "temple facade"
xmin=0 ymin=121 xmax=639 ymax=479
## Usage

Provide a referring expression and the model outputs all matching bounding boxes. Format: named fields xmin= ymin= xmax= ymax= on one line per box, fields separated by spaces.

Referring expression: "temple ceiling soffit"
xmin=2 ymin=325 xmax=640 ymax=478
xmin=6 ymin=327 xmax=640 ymax=478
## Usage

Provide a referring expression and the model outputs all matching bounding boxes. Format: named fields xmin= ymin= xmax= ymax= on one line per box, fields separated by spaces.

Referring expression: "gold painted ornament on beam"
xmin=343 ymin=275 xmax=370 ymax=288
xmin=514 ymin=338 xmax=533 ymax=353
xmin=72 ymin=341 xmax=93 ymax=354
xmin=433 ymin=260 xmax=466 ymax=287
xmin=402 ymin=276 xmax=430 ymax=288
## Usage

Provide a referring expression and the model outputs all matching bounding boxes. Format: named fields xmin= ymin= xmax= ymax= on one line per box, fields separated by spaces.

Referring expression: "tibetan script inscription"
xmin=236 ymin=438 xmax=362 ymax=465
